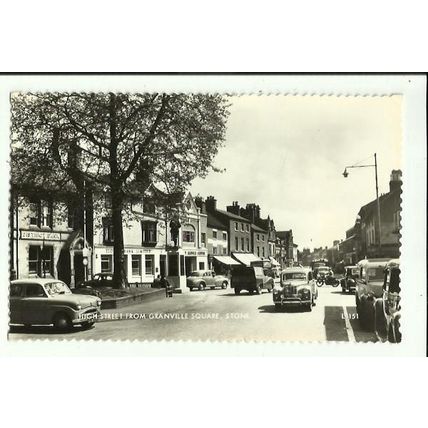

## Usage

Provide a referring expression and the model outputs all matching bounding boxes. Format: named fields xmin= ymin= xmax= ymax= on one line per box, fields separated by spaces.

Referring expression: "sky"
xmin=191 ymin=95 xmax=402 ymax=250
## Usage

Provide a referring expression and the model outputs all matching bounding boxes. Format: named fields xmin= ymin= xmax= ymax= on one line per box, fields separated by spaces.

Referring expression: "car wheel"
xmin=189 ymin=287 xmax=193 ymax=292
xmin=198 ymin=282 xmax=205 ymax=291
xmin=374 ymin=300 xmax=387 ymax=340
xmin=53 ymin=312 xmax=71 ymax=330
xmin=360 ymin=300 xmax=375 ymax=331
xmin=249 ymin=289 xmax=254 ymax=295
xmin=234 ymin=287 xmax=241 ymax=295
xmin=306 ymin=304 xmax=312 ymax=312
xmin=256 ymin=285 xmax=262 ymax=295
xmin=221 ymin=281 xmax=227 ymax=289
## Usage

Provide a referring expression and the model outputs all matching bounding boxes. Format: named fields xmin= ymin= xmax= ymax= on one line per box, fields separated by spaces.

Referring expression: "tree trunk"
xmin=111 ymin=187 xmax=127 ymax=288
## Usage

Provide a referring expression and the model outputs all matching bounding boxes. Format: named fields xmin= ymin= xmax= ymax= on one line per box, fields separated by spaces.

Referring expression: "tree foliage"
xmin=11 ymin=92 xmax=230 ymax=287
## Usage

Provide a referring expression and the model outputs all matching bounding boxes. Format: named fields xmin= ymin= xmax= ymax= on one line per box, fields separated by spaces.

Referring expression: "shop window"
xmin=201 ymin=233 xmax=206 ymax=247
xmin=28 ymin=246 xmax=40 ymax=274
xmin=168 ymin=254 xmax=178 ymax=276
xmin=132 ymin=255 xmax=141 ymax=276
xmin=101 ymin=255 xmax=112 ymax=273
xmin=235 ymin=237 xmax=239 ymax=251
xmin=41 ymin=246 xmax=53 ymax=276
xmin=145 ymin=255 xmax=155 ymax=275
xmin=142 ymin=221 xmax=157 ymax=245
xmin=199 ymin=262 xmax=205 ymax=270
xmin=103 ymin=218 xmax=114 ymax=244
xmin=222 ymin=232 xmax=227 ymax=240
xmin=212 ymin=230 xmax=217 ymax=239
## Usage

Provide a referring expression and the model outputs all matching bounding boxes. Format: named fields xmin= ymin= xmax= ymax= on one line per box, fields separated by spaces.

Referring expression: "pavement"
xmin=8 ymin=285 xmax=378 ymax=342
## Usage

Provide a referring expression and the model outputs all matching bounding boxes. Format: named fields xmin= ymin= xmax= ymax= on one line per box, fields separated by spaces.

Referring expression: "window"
xmin=257 ymin=247 xmax=260 ymax=257
xmin=41 ymin=246 xmax=53 ymax=276
xmin=101 ymin=255 xmax=112 ymax=273
xmin=262 ymin=235 xmax=265 ymax=242
xmin=222 ymin=232 xmax=227 ymax=240
xmin=257 ymin=234 xmax=260 ymax=241
xmin=180 ymin=255 xmax=185 ymax=276
xmin=235 ymin=237 xmax=239 ymax=251
xmin=234 ymin=222 xmax=238 ymax=231
xmin=132 ymin=255 xmax=141 ymax=276
xmin=142 ymin=221 xmax=157 ymax=244
xmin=29 ymin=246 xmax=40 ymax=274
xmin=201 ymin=233 xmax=206 ymax=247
xmin=28 ymin=200 xmax=52 ymax=228
xmin=25 ymin=284 xmax=46 ymax=298
xmin=145 ymin=255 xmax=155 ymax=275
xmin=241 ymin=223 xmax=244 ymax=231
xmin=199 ymin=262 xmax=205 ymax=270
xmin=103 ymin=218 xmax=114 ymax=243
xmin=213 ymin=246 xmax=217 ymax=255
xmin=246 ymin=238 xmax=250 ymax=251
xmin=213 ymin=230 xmax=217 ymax=239
xmin=246 ymin=224 xmax=249 ymax=232
xmin=262 ymin=247 xmax=265 ymax=257
xmin=241 ymin=237 xmax=245 ymax=251
xmin=223 ymin=247 xmax=227 ymax=255
xmin=182 ymin=224 xmax=195 ymax=243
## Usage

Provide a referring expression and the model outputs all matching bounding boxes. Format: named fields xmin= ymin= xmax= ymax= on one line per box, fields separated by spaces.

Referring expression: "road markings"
xmin=342 ymin=306 xmax=356 ymax=342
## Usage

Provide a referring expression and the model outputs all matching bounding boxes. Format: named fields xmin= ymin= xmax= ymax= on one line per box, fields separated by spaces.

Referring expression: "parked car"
xmin=273 ymin=267 xmax=317 ymax=311
xmin=186 ymin=270 xmax=229 ymax=291
xmin=9 ymin=279 xmax=101 ymax=329
xmin=374 ymin=259 xmax=401 ymax=343
xmin=231 ymin=265 xmax=273 ymax=295
xmin=73 ymin=273 xmax=114 ymax=297
xmin=340 ymin=265 xmax=359 ymax=293
xmin=355 ymin=258 xmax=390 ymax=331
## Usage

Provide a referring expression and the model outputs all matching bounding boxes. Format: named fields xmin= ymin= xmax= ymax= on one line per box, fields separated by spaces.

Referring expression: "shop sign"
xmin=184 ymin=250 xmax=207 ymax=256
xmin=124 ymin=248 xmax=153 ymax=254
xmin=20 ymin=230 xmax=61 ymax=241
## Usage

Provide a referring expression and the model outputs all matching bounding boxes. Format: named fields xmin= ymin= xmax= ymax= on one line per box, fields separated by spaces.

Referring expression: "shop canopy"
xmin=232 ymin=252 xmax=262 ymax=267
xmin=269 ymin=257 xmax=281 ymax=266
xmin=213 ymin=256 xmax=241 ymax=266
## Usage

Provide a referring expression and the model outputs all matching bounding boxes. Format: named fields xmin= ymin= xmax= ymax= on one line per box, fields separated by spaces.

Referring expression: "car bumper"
xmin=273 ymin=296 xmax=311 ymax=305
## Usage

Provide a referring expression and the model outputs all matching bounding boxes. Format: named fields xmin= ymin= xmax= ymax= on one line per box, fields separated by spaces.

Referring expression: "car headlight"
xmin=97 ymin=300 xmax=102 ymax=306
xmin=298 ymin=288 xmax=311 ymax=298
xmin=76 ymin=304 xmax=82 ymax=310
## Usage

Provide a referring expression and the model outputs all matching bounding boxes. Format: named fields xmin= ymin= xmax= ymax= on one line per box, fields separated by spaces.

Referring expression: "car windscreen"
xmin=189 ymin=272 xmax=203 ymax=277
xmin=283 ymin=272 xmax=306 ymax=280
xmin=317 ymin=268 xmax=329 ymax=273
xmin=367 ymin=267 xmax=384 ymax=281
xmin=44 ymin=281 xmax=72 ymax=296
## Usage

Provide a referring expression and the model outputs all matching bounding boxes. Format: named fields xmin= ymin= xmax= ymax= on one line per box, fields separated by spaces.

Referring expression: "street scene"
xmin=8 ymin=93 xmax=402 ymax=343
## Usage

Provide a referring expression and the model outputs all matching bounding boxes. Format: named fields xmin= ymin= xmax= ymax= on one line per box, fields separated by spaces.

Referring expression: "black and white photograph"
xmin=4 ymin=78 xmax=424 ymax=346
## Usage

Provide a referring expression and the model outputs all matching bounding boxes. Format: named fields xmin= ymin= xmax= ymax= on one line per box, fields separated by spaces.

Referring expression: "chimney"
xmin=226 ymin=201 xmax=240 ymax=216
xmin=194 ymin=196 xmax=206 ymax=214
xmin=205 ymin=196 xmax=217 ymax=212
xmin=389 ymin=169 xmax=402 ymax=193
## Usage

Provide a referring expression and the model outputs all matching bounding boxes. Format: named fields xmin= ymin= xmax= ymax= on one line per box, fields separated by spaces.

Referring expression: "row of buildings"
xmin=10 ymin=187 xmax=299 ymax=293
xmin=300 ymin=170 xmax=402 ymax=270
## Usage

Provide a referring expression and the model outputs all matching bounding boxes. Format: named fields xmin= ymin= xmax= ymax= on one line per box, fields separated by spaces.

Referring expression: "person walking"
xmin=160 ymin=274 xmax=173 ymax=297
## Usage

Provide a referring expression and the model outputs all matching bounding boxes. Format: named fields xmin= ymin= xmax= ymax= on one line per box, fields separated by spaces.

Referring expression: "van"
xmin=355 ymin=258 xmax=390 ymax=331
xmin=231 ymin=265 xmax=272 ymax=295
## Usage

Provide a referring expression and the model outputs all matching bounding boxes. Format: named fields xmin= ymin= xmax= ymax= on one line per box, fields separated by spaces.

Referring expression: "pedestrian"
xmin=160 ymin=274 xmax=173 ymax=298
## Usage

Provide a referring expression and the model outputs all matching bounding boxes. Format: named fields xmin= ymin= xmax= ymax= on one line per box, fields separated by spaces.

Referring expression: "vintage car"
xmin=374 ymin=259 xmax=401 ymax=343
xmin=73 ymin=273 xmax=114 ymax=297
xmin=273 ymin=267 xmax=317 ymax=311
xmin=231 ymin=265 xmax=273 ymax=295
xmin=355 ymin=258 xmax=390 ymax=331
xmin=186 ymin=270 xmax=229 ymax=291
xmin=314 ymin=266 xmax=332 ymax=280
xmin=340 ymin=265 xmax=359 ymax=293
xmin=9 ymin=279 xmax=102 ymax=329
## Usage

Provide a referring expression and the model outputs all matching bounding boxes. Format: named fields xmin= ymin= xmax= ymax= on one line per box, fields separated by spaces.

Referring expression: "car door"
xmin=21 ymin=283 xmax=50 ymax=325
xmin=204 ymin=272 xmax=213 ymax=287
xmin=9 ymin=284 xmax=24 ymax=324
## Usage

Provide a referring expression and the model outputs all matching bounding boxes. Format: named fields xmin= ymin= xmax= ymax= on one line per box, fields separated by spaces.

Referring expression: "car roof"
xmin=357 ymin=258 xmax=390 ymax=268
xmin=282 ymin=267 xmax=310 ymax=274
xmin=11 ymin=278 xmax=65 ymax=285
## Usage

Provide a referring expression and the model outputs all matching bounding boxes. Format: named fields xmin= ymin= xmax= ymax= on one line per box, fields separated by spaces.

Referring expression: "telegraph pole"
xmin=374 ymin=153 xmax=382 ymax=255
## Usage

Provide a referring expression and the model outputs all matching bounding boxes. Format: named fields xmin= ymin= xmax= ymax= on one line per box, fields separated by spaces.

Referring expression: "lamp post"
xmin=343 ymin=153 xmax=382 ymax=255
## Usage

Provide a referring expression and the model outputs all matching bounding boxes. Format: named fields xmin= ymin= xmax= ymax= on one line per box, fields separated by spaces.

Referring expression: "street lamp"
xmin=343 ymin=153 xmax=382 ymax=255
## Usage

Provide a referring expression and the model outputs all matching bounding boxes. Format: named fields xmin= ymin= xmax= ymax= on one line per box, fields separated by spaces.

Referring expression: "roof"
xmin=213 ymin=256 xmax=241 ymax=266
xmin=251 ymin=223 xmax=267 ymax=233
xmin=358 ymin=191 xmax=397 ymax=218
xmin=276 ymin=230 xmax=292 ymax=240
xmin=216 ymin=209 xmax=251 ymax=222
xmin=207 ymin=213 xmax=228 ymax=230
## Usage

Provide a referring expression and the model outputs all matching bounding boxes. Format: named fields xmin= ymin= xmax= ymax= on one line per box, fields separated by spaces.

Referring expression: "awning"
xmin=232 ymin=252 xmax=261 ymax=267
xmin=213 ymin=256 xmax=241 ymax=266
xmin=269 ymin=256 xmax=280 ymax=266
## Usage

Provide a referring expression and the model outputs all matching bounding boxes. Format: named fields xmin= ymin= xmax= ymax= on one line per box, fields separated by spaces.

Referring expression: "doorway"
xmin=74 ymin=253 xmax=84 ymax=286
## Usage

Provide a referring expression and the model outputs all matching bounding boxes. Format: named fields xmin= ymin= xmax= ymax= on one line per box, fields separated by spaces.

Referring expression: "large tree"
xmin=11 ymin=92 xmax=229 ymax=287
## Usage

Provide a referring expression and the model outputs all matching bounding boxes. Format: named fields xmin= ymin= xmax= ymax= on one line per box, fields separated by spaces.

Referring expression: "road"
xmin=9 ymin=285 xmax=377 ymax=342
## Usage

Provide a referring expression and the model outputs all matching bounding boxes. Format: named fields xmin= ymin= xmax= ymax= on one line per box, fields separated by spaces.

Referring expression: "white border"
xmin=0 ymin=74 xmax=426 ymax=356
